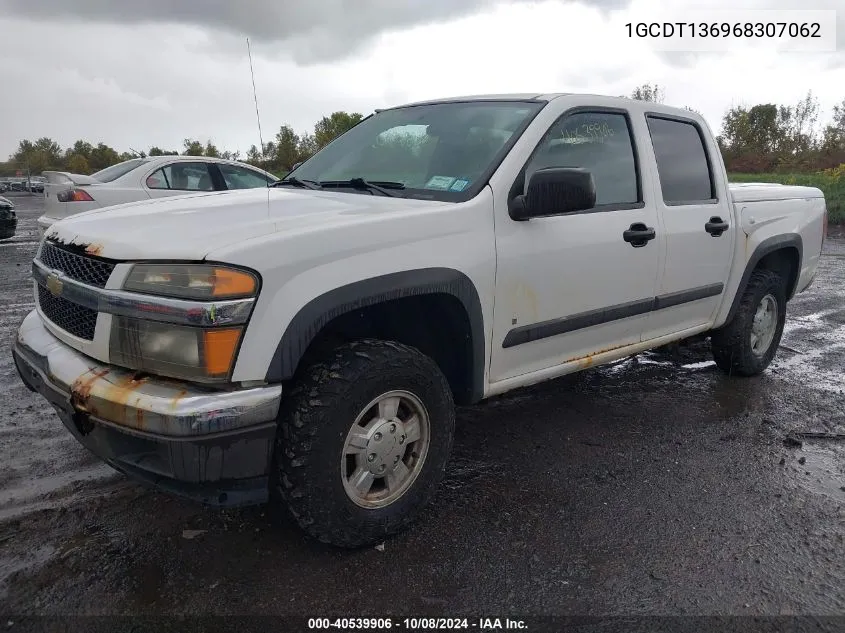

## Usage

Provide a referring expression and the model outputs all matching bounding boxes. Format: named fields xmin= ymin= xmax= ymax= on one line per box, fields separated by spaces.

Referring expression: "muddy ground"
xmin=0 ymin=194 xmax=842 ymax=620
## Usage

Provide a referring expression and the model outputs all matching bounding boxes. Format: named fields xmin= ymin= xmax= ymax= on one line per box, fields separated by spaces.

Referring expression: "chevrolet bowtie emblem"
xmin=46 ymin=272 xmax=63 ymax=297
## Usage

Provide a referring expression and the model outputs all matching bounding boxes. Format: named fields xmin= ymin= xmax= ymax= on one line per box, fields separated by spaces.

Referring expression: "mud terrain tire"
xmin=271 ymin=339 xmax=455 ymax=548
xmin=711 ymin=269 xmax=787 ymax=377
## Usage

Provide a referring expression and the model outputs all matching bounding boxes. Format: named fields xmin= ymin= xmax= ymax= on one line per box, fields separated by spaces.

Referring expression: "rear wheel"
xmin=271 ymin=339 xmax=455 ymax=548
xmin=711 ymin=269 xmax=787 ymax=376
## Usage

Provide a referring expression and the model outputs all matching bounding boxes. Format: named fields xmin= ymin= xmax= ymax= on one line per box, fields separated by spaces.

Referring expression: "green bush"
xmin=729 ymin=169 xmax=845 ymax=224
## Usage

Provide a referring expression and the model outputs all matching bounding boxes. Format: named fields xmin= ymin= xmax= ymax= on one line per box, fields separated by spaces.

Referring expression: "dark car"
xmin=0 ymin=196 xmax=17 ymax=240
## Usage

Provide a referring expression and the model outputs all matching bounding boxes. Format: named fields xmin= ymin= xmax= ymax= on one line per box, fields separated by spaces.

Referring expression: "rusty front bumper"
xmin=12 ymin=310 xmax=283 ymax=507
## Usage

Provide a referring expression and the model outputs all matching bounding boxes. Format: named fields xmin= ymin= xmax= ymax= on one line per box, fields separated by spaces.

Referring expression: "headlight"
xmin=111 ymin=263 xmax=258 ymax=382
xmin=123 ymin=264 xmax=258 ymax=300
xmin=110 ymin=316 xmax=243 ymax=382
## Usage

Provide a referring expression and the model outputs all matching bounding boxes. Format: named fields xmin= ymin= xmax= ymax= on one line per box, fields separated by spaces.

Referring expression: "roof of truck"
xmin=388 ymin=93 xmax=706 ymax=123
xmin=394 ymin=93 xmax=678 ymax=108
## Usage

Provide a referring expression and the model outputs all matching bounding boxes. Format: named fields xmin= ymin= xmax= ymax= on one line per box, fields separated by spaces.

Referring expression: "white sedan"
xmin=40 ymin=155 xmax=278 ymax=235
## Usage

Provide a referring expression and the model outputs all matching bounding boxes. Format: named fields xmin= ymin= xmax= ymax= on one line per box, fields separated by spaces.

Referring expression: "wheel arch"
xmin=724 ymin=233 xmax=803 ymax=325
xmin=264 ymin=268 xmax=486 ymax=404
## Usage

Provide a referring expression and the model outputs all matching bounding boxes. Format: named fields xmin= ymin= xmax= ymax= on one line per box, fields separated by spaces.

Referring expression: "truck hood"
xmin=44 ymin=188 xmax=449 ymax=260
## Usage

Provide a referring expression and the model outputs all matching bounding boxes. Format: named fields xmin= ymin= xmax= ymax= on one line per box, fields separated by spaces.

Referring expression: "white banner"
xmin=623 ymin=10 xmax=838 ymax=52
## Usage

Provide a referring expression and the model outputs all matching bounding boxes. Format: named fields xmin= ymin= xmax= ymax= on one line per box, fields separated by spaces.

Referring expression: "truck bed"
xmin=729 ymin=182 xmax=825 ymax=203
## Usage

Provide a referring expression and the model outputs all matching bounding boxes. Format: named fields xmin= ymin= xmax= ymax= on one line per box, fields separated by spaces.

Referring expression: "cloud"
xmin=0 ymin=0 xmax=842 ymax=162
xmin=0 ymin=0 xmax=631 ymax=64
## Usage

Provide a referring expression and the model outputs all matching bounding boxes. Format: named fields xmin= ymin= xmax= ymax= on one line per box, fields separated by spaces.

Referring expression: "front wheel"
xmin=711 ymin=269 xmax=787 ymax=376
xmin=271 ymin=339 xmax=455 ymax=548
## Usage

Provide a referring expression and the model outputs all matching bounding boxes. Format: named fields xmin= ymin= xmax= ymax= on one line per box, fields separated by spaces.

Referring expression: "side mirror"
xmin=509 ymin=167 xmax=596 ymax=221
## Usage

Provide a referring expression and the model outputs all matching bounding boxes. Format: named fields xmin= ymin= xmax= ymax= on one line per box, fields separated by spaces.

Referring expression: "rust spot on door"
xmin=566 ymin=342 xmax=632 ymax=369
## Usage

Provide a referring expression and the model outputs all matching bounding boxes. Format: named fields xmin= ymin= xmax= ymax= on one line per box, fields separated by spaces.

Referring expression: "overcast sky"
xmin=0 ymin=0 xmax=843 ymax=160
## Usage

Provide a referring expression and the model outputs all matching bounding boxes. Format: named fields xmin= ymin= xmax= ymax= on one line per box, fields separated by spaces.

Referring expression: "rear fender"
xmin=722 ymin=234 xmax=803 ymax=325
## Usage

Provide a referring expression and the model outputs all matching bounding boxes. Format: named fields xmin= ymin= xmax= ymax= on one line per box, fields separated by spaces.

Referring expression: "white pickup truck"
xmin=13 ymin=93 xmax=827 ymax=548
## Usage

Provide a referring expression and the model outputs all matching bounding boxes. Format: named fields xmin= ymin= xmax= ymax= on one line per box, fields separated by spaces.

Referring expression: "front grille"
xmin=37 ymin=285 xmax=98 ymax=340
xmin=38 ymin=242 xmax=115 ymax=288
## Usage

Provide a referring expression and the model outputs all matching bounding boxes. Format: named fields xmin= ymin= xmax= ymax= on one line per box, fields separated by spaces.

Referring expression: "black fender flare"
xmin=724 ymin=233 xmax=803 ymax=325
xmin=264 ymin=268 xmax=486 ymax=402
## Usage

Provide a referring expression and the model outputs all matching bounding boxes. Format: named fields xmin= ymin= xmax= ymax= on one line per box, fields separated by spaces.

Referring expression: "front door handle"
xmin=623 ymin=222 xmax=656 ymax=248
xmin=705 ymin=216 xmax=729 ymax=237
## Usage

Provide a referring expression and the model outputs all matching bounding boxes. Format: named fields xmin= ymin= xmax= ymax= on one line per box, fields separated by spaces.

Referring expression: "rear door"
xmin=640 ymin=114 xmax=735 ymax=340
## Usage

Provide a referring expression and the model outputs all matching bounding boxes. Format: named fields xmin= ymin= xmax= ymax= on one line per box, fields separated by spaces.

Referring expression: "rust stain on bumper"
xmin=69 ymin=369 xmax=149 ymax=426
xmin=69 ymin=369 xmax=110 ymax=414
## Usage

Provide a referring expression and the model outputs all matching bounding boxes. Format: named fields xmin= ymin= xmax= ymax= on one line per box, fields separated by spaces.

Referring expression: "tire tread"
xmin=271 ymin=339 xmax=454 ymax=548
xmin=711 ymin=269 xmax=786 ymax=377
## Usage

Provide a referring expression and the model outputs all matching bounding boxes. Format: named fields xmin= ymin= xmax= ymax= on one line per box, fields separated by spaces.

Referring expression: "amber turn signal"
xmin=212 ymin=268 xmax=257 ymax=298
xmin=203 ymin=328 xmax=243 ymax=376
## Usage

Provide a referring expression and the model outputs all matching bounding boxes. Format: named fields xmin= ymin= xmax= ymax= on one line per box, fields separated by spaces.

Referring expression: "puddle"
xmin=0 ymin=466 xmax=124 ymax=522
xmin=680 ymin=360 xmax=716 ymax=370
xmin=775 ymin=320 xmax=845 ymax=394
xmin=781 ymin=308 xmax=843 ymax=335
xmin=787 ymin=440 xmax=845 ymax=503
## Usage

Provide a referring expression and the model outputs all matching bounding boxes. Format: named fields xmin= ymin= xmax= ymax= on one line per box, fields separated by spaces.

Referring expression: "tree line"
xmin=625 ymin=83 xmax=845 ymax=173
xmin=0 ymin=111 xmax=364 ymax=178
xmin=3 ymin=86 xmax=845 ymax=178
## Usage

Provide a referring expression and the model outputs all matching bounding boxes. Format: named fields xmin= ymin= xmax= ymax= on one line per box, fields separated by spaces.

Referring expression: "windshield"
xmin=91 ymin=158 xmax=147 ymax=183
xmin=288 ymin=101 xmax=545 ymax=201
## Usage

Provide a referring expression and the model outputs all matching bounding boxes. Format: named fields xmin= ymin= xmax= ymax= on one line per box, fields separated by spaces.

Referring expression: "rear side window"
xmin=91 ymin=159 xmax=147 ymax=183
xmin=145 ymin=162 xmax=215 ymax=191
xmin=217 ymin=163 xmax=273 ymax=189
xmin=646 ymin=116 xmax=715 ymax=204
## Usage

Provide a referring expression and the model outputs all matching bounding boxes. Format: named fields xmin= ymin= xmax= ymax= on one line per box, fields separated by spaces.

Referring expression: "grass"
xmin=728 ymin=169 xmax=845 ymax=224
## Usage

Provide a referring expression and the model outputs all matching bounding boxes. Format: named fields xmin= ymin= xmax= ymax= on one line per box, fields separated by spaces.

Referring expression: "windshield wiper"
xmin=318 ymin=178 xmax=405 ymax=197
xmin=271 ymin=176 xmax=322 ymax=190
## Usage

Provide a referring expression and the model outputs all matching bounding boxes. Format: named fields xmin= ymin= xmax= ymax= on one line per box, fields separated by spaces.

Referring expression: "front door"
xmin=489 ymin=108 xmax=662 ymax=383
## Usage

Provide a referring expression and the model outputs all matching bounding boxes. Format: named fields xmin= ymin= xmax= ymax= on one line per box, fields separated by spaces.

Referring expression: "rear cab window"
xmin=645 ymin=115 xmax=716 ymax=205
xmin=91 ymin=159 xmax=147 ymax=183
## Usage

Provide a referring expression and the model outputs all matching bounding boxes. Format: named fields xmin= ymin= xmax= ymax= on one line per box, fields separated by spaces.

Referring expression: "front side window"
xmin=218 ymin=163 xmax=273 ymax=189
xmin=646 ymin=116 xmax=715 ymax=204
xmin=288 ymin=101 xmax=545 ymax=201
xmin=145 ymin=162 xmax=215 ymax=191
xmin=523 ymin=110 xmax=639 ymax=208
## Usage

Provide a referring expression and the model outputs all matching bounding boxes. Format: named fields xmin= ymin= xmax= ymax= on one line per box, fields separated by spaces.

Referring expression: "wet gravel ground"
xmin=0 ymin=194 xmax=843 ymax=618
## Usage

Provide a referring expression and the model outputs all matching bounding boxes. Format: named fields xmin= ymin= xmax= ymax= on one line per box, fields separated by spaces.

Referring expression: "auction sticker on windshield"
xmin=449 ymin=178 xmax=470 ymax=192
xmin=425 ymin=175 xmax=457 ymax=190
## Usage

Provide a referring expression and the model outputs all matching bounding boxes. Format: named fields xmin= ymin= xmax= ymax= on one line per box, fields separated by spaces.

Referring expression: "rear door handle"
xmin=623 ymin=222 xmax=656 ymax=248
xmin=705 ymin=216 xmax=729 ymax=237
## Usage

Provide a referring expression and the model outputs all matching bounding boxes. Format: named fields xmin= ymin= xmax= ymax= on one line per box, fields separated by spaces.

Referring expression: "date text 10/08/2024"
xmin=307 ymin=618 xmax=528 ymax=630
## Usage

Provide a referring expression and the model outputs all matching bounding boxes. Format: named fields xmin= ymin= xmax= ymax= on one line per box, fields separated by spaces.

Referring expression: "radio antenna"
xmin=246 ymin=37 xmax=267 ymax=171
